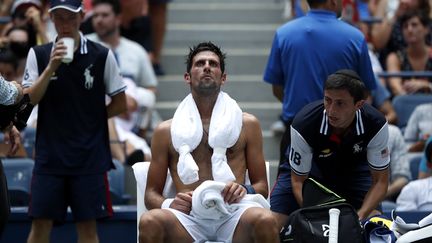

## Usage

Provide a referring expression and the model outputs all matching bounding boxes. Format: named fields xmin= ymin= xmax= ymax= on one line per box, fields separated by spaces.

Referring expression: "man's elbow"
xmin=23 ymin=87 xmax=38 ymax=105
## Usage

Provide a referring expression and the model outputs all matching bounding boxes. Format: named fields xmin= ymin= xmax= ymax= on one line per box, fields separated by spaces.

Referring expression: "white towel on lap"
xmin=171 ymin=92 xmax=242 ymax=185
xmin=191 ymin=180 xmax=270 ymax=220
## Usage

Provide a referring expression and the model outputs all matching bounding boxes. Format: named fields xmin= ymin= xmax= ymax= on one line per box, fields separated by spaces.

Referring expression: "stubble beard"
xmin=195 ymin=82 xmax=220 ymax=97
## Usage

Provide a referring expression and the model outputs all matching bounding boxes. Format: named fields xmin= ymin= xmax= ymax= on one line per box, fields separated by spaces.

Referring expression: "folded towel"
xmin=390 ymin=211 xmax=432 ymax=239
xmin=191 ymin=180 xmax=269 ymax=220
xmin=396 ymin=225 xmax=432 ymax=243
xmin=171 ymin=92 xmax=242 ymax=184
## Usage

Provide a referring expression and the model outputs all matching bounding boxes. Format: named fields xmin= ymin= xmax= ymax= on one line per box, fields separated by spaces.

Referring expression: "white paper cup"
xmin=61 ymin=37 xmax=74 ymax=63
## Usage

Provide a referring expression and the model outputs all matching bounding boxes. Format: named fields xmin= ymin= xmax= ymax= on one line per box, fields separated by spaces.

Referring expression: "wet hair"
xmin=324 ymin=69 xmax=367 ymax=103
xmin=400 ymin=9 xmax=430 ymax=28
xmin=91 ymin=0 xmax=121 ymax=15
xmin=185 ymin=41 xmax=226 ymax=73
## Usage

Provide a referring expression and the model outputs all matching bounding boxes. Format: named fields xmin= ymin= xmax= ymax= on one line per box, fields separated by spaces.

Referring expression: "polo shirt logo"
xmin=84 ymin=64 xmax=94 ymax=90
xmin=353 ymin=143 xmax=363 ymax=153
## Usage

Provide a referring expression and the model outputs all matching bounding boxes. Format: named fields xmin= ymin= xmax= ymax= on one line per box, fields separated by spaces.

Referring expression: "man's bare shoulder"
xmin=242 ymin=112 xmax=261 ymax=127
xmin=152 ymin=119 xmax=173 ymax=142
xmin=154 ymin=119 xmax=172 ymax=132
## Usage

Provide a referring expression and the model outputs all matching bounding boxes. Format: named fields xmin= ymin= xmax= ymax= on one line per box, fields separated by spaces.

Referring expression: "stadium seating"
xmin=2 ymin=158 xmax=34 ymax=206
xmin=392 ymin=94 xmax=432 ymax=130
xmin=108 ymin=159 xmax=131 ymax=205
xmin=408 ymin=153 xmax=423 ymax=181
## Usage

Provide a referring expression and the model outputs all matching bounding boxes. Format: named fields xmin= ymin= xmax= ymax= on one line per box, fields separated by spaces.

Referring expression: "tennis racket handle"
xmin=328 ymin=208 xmax=340 ymax=243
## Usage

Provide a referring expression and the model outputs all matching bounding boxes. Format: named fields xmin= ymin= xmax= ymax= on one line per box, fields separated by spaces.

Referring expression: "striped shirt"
xmin=0 ymin=76 xmax=18 ymax=105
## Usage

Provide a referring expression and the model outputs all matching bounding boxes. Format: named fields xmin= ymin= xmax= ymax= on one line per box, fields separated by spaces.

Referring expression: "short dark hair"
xmin=325 ymin=69 xmax=367 ymax=103
xmin=0 ymin=48 xmax=19 ymax=70
xmin=400 ymin=10 xmax=430 ymax=28
xmin=91 ymin=0 xmax=121 ymax=15
xmin=186 ymin=41 xmax=226 ymax=73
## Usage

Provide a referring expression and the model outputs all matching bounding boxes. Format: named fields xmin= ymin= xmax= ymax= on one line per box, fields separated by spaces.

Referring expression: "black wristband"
xmin=241 ymin=184 xmax=256 ymax=194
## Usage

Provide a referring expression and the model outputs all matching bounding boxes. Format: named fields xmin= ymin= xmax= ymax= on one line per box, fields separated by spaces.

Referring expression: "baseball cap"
xmin=49 ymin=0 xmax=83 ymax=13
xmin=11 ymin=0 xmax=42 ymax=16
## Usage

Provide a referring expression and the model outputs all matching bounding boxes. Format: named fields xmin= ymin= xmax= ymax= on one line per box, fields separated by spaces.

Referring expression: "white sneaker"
xmin=271 ymin=120 xmax=286 ymax=134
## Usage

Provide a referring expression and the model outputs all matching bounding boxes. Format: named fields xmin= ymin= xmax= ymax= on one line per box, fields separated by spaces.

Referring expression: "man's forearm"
xmin=25 ymin=67 xmax=55 ymax=105
xmin=358 ymin=180 xmax=388 ymax=220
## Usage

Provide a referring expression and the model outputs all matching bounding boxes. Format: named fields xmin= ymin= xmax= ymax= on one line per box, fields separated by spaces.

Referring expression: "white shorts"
xmin=166 ymin=204 xmax=261 ymax=243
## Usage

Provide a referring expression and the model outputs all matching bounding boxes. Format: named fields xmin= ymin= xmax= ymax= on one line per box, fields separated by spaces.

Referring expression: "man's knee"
xmin=139 ymin=210 xmax=168 ymax=242
xmin=237 ymin=208 xmax=279 ymax=242
xmin=272 ymin=211 xmax=289 ymax=231
xmin=253 ymin=210 xmax=279 ymax=233
xmin=30 ymin=219 xmax=53 ymax=232
xmin=76 ymin=220 xmax=98 ymax=242
xmin=28 ymin=219 xmax=53 ymax=243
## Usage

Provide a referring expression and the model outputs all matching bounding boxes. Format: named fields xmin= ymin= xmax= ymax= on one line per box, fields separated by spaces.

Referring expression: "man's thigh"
xmin=69 ymin=173 xmax=113 ymax=221
xmin=144 ymin=209 xmax=194 ymax=242
xmin=270 ymin=169 xmax=299 ymax=216
xmin=29 ymin=174 xmax=68 ymax=222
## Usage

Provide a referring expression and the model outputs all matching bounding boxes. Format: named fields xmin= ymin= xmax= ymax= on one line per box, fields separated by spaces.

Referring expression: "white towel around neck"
xmin=171 ymin=91 xmax=242 ymax=185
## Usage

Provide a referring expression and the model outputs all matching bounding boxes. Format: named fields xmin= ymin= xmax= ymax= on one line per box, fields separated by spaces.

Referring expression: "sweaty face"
xmin=92 ymin=4 xmax=118 ymax=39
xmin=50 ymin=9 xmax=83 ymax=39
xmin=324 ymin=89 xmax=361 ymax=130
xmin=186 ymin=51 xmax=226 ymax=96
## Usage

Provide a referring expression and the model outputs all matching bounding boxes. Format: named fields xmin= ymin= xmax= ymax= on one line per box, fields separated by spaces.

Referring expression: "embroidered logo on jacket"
xmin=84 ymin=64 xmax=94 ymax=89
xmin=319 ymin=148 xmax=333 ymax=158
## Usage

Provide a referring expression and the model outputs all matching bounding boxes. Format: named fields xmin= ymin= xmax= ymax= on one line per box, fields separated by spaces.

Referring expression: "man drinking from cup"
xmin=22 ymin=0 xmax=127 ymax=242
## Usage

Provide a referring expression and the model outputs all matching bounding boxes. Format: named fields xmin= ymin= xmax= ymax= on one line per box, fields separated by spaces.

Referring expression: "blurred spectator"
xmin=0 ymin=0 xmax=15 ymax=34
xmin=1 ymin=0 xmax=48 ymax=46
xmin=404 ymin=102 xmax=432 ymax=152
xmin=418 ymin=136 xmax=432 ymax=178
xmin=396 ymin=136 xmax=432 ymax=211
xmin=119 ymin=0 xmax=152 ymax=52
xmin=108 ymin=78 xmax=152 ymax=165
xmin=386 ymin=10 xmax=432 ymax=96
xmin=86 ymin=0 xmax=158 ymax=139
xmin=282 ymin=0 xmax=308 ymax=19
xmin=0 ymin=48 xmax=19 ymax=81
xmin=368 ymin=76 xmax=398 ymax=124
xmin=4 ymin=26 xmax=31 ymax=82
xmin=366 ymin=82 xmax=408 ymax=201
xmin=148 ymin=0 xmax=172 ymax=75
xmin=371 ymin=0 xmax=431 ymax=68
xmin=386 ymin=124 xmax=411 ymax=201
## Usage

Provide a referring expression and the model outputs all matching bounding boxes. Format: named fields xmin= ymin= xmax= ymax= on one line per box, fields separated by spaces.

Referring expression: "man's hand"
xmin=170 ymin=191 xmax=193 ymax=214
xmin=221 ymin=182 xmax=246 ymax=204
xmin=26 ymin=6 xmax=42 ymax=28
xmin=3 ymin=125 xmax=21 ymax=156
xmin=47 ymin=39 xmax=68 ymax=72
